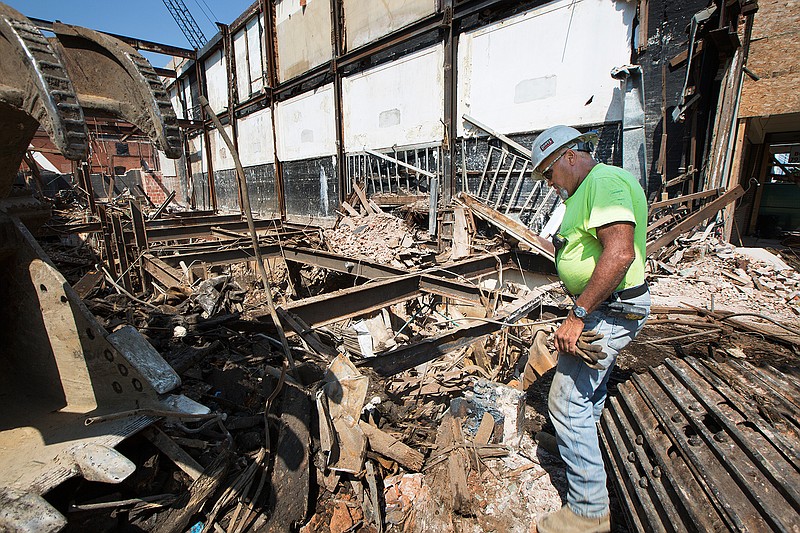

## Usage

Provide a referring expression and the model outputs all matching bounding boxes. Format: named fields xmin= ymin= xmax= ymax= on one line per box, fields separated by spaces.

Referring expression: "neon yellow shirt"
xmin=555 ymin=163 xmax=647 ymax=295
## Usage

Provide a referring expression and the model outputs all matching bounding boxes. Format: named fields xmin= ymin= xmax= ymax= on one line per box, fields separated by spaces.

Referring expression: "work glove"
xmin=575 ymin=330 xmax=607 ymax=370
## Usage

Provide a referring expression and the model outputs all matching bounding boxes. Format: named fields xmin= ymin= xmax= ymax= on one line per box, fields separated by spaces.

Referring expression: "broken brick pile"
xmin=650 ymin=237 xmax=800 ymax=322
xmin=324 ymin=212 xmax=430 ymax=268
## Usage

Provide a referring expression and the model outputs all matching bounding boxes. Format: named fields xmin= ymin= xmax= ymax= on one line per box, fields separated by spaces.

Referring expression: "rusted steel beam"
xmin=272 ymin=269 xmax=510 ymax=329
xmin=363 ymin=318 xmax=501 ymax=376
xmin=362 ymin=289 xmax=546 ymax=376
xmin=28 ymin=16 xmax=195 ymax=58
xmin=279 ymin=246 xmax=406 ymax=279
xmin=142 ymin=253 xmax=185 ymax=288
xmin=146 ymin=219 xmax=279 ymax=243
xmin=158 ymin=243 xmax=282 ymax=268
xmin=153 ymin=67 xmax=177 ymax=78
xmin=276 ymin=274 xmax=422 ymax=328
xmin=145 ymin=213 xmax=243 ymax=228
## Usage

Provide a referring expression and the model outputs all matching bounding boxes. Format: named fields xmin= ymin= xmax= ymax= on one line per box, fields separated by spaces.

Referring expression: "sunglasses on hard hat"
xmin=540 ymin=144 xmax=575 ymax=181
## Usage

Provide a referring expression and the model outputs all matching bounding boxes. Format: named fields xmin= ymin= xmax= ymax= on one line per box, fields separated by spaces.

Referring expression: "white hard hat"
xmin=530 ymin=125 xmax=598 ymax=176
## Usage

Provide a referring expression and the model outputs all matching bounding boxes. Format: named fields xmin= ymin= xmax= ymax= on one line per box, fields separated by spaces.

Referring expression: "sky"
xmin=6 ymin=0 xmax=255 ymax=66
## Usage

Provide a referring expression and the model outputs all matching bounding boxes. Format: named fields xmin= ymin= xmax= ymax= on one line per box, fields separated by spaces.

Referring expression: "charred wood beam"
xmin=602 ymin=356 xmax=800 ymax=532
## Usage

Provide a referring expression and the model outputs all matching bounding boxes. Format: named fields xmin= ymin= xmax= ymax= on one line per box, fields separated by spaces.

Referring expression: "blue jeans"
xmin=548 ymin=291 xmax=650 ymax=518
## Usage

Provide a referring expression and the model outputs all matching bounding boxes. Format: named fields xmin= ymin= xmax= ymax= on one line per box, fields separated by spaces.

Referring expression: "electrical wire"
xmin=191 ymin=0 xmax=217 ymax=26
xmin=198 ymin=0 xmax=219 ymax=21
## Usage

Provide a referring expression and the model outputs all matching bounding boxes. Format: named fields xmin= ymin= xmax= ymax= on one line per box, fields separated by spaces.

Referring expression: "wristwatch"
xmin=571 ymin=305 xmax=588 ymax=320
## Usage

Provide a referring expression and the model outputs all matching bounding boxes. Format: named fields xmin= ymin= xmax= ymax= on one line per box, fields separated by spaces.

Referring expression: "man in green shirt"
xmin=530 ymin=125 xmax=650 ymax=533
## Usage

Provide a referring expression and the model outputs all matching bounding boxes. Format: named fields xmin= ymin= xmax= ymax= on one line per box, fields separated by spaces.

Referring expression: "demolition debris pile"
xmin=23 ymin=187 xmax=796 ymax=533
xmin=324 ymin=212 xmax=432 ymax=269
xmin=650 ymin=235 xmax=800 ymax=322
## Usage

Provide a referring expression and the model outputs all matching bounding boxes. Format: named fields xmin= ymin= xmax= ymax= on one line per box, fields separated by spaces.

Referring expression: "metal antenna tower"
xmin=162 ymin=0 xmax=207 ymax=50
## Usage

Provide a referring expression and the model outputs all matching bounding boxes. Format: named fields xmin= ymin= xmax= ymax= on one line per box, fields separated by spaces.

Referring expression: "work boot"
xmin=536 ymin=505 xmax=610 ymax=533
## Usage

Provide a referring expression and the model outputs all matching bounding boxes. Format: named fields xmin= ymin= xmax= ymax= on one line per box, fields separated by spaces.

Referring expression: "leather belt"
xmin=608 ymin=282 xmax=648 ymax=302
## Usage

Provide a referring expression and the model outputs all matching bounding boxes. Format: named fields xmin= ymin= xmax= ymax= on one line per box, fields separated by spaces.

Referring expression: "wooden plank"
xmin=685 ymin=304 xmax=800 ymax=348
xmin=638 ymin=0 xmax=649 ymax=51
xmin=474 ymin=412 xmax=495 ymax=446
xmin=669 ymin=41 xmax=704 ymax=69
xmin=456 ymin=192 xmax=554 ymax=261
xmin=143 ymin=426 xmax=204 ymax=481
xmin=452 ymin=207 xmax=471 ymax=259
xmin=359 ymin=422 xmax=424 ymax=471
xmin=152 ymin=448 xmax=234 ymax=533
xmin=72 ymin=270 xmax=104 ymax=299
xmin=649 ymin=188 xmax=723 ymax=210
xmin=747 ymin=144 xmax=771 ymax=234
xmin=646 ymin=185 xmax=744 ymax=256
xmin=352 ymin=183 xmax=376 ymax=215
xmin=664 ymin=172 xmax=695 ymax=188
xmin=723 ymin=120 xmax=748 ymax=241
xmin=341 ymin=201 xmax=359 ymax=217
xmin=447 ymin=415 xmax=472 ymax=515
xmin=647 ymin=214 xmax=675 ymax=233
xmin=368 ymin=199 xmax=385 ymax=214
xmin=462 ymin=115 xmax=531 ymax=158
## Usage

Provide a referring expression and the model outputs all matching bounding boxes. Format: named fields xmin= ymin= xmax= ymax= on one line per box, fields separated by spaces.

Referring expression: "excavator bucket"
xmin=0 ymin=4 xmax=197 ymax=531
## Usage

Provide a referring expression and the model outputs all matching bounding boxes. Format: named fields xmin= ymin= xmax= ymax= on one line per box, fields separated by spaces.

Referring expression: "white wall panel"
xmin=237 ymin=108 xmax=275 ymax=166
xmin=247 ymin=15 xmax=265 ymax=94
xmin=275 ymin=0 xmax=332 ymax=82
xmin=181 ymin=77 xmax=195 ymax=120
xmin=234 ymin=16 xmax=266 ymax=102
xmin=343 ymin=45 xmax=444 ymax=151
xmin=168 ymin=86 xmax=184 ymax=120
xmin=343 ymin=0 xmax=436 ymax=50
xmin=275 ymin=84 xmax=336 ymax=161
xmin=188 ymin=134 xmax=206 ymax=173
xmin=233 ymin=27 xmax=250 ymax=102
xmin=158 ymin=150 xmax=177 ymax=177
xmin=204 ymin=49 xmax=228 ymax=114
xmin=209 ymin=126 xmax=235 ymax=171
xmin=457 ymin=0 xmax=635 ymax=136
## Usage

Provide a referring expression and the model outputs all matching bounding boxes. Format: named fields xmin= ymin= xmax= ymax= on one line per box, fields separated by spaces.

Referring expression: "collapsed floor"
xmin=11 ymin=187 xmax=800 ymax=533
